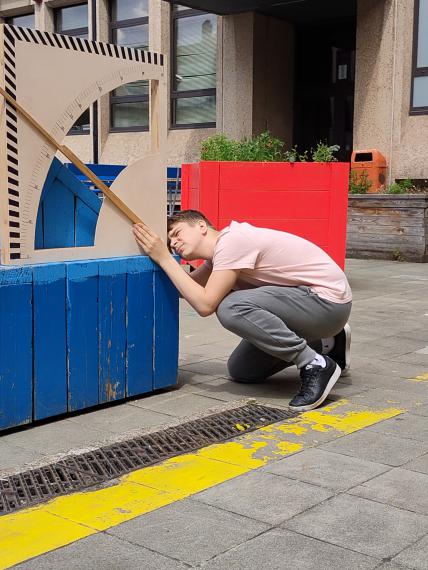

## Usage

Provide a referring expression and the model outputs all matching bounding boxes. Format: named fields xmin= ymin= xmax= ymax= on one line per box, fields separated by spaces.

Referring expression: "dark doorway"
xmin=293 ymin=19 xmax=356 ymax=162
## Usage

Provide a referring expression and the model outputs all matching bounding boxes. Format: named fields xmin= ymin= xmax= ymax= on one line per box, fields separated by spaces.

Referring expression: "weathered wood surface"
xmin=0 ymin=256 xmax=179 ymax=430
xmin=347 ymin=194 xmax=428 ymax=262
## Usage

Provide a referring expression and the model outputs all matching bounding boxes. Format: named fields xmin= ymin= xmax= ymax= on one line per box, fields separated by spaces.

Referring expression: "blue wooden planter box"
xmin=0 ymin=256 xmax=179 ymax=431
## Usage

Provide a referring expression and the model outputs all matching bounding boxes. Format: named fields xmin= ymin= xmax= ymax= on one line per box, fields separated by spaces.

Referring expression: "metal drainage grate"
xmin=0 ymin=404 xmax=298 ymax=515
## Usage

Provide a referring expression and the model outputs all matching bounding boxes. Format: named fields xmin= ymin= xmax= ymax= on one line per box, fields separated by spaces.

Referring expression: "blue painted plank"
xmin=75 ymin=199 xmax=99 ymax=247
xmin=35 ymin=158 xmax=63 ymax=249
xmin=126 ymin=258 xmax=154 ymax=397
xmin=32 ymin=264 xmax=67 ymax=420
xmin=153 ymin=268 xmax=179 ymax=390
xmin=98 ymin=259 xmax=127 ymax=403
xmin=66 ymin=262 xmax=99 ymax=411
xmin=56 ymin=166 xmax=101 ymax=213
xmin=0 ymin=268 xmax=33 ymax=430
xmin=43 ymin=178 xmax=75 ymax=248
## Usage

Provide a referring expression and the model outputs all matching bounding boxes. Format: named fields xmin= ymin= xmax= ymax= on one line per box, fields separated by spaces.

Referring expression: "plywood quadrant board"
xmin=0 ymin=24 xmax=167 ymax=265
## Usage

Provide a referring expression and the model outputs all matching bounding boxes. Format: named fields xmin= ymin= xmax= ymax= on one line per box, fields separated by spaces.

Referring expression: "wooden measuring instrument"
xmin=0 ymin=85 xmax=142 ymax=225
xmin=0 ymin=24 xmax=167 ymax=265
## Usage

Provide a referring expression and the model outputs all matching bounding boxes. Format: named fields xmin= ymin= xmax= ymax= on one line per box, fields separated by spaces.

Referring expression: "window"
xmin=55 ymin=4 xmax=90 ymax=134
xmin=5 ymin=12 xmax=35 ymax=28
xmin=109 ymin=0 xmax=149 ymax=131
xmin=411 ymin=0 xmax=428 ymax=114
xmin=171 ymin=5 xmax=216 ymax=128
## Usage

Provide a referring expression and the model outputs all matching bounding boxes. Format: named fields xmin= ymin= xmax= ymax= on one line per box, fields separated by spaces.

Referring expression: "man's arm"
xmin=161 ymin=256 xmax=238 ymax=316
xmin=132 ymin=223 xmax=237 ymax=316
xmin=188 ymin=262 xmax=212 ymax=287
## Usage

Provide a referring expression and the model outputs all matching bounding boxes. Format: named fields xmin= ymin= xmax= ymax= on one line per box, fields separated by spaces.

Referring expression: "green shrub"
xmin=283 ymin=146 xmax=309 ymax=163
xmin=200 ymin=133 xmax=341 ymax=163
xmin=201 ymin=131 xmax=285 ymax=162
xmin=387 ymin=178 xmax=414 ymax=194
xmin=312 ymin=141 xmax=340 ymax=162
xmin=349 ymin=170 xmax=372 ymax=194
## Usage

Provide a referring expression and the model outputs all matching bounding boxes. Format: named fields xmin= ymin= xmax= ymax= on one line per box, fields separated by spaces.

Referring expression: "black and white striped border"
xmin=3 ymin=26 xmax=21 ymax=259
xmin=4 ymin=25 xmax=164 ymax=67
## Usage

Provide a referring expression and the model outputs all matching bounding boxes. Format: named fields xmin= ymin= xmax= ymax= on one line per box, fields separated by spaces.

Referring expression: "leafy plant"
xmin=283 ymin=146 xmax=309 ymax=163
xmin=312 ymin=141 xmax=340 ymax=162
xmin=200 ymin=133 xmax=341 ymax=163
xmin=349 ymin=170 xmax=372 ymax=194
xmin=387 ymin=178 xmax=414 ymax=194
xmin=201 ymin=131 xmax=286 ymax=162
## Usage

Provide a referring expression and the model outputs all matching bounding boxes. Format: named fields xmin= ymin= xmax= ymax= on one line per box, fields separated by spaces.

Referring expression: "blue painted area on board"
xmin=153 ymin=269 xmax=179 ymax=390
xmin=98 ymin=259 xmax=128 ymax=403
xmin=35 ymin=158 xmax=101 ymax=249
xmin=126 ymin=257 xmax=154 ymax=396
xmin=66 ymin=261 xmax=99 ymax=411
xmin=33 ymin=264 xmax=67 ymax=420
xmin=0 ymin=268 xmax=33 ymax=430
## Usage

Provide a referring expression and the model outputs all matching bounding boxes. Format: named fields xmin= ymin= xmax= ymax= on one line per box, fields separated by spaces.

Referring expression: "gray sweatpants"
xmin=216 ymin=285 xmax=351 ymax=381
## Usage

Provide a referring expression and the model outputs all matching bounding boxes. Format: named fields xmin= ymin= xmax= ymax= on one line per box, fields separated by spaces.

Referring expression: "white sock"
xmin=321 ymin=337 xmax=335 ymax=355
xmin=307 ymin=354 xmax=326 ymax=368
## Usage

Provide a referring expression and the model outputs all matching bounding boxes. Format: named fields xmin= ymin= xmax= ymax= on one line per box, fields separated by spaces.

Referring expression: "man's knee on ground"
xmin=226 ymin=355 xmax=264 ymax=383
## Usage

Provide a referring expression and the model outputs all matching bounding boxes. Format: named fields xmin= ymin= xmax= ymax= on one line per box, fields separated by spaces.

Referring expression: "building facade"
xmin=0 ymin=0 xmax=427 ymax=184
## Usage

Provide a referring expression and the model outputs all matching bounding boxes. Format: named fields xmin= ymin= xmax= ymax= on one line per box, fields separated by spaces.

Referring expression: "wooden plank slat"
xmin=66 ymin=262 xmax=99 ymax=411
xmin=98 ymin=259 xmax=127 ymax=403
xmin=33 ymin=264 xmax=67 ymax=420
xmin=126 ymin=257 xmax=154 ymax=397
xmin=0 ymin=268 xmax=33 ymax=429
xmin=153 ymin=268 xmax=179 ymax=390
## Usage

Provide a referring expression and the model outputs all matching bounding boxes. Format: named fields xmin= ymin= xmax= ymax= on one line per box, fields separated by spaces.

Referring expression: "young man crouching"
xmin=133 ymin=210 xmax=351 ymax=412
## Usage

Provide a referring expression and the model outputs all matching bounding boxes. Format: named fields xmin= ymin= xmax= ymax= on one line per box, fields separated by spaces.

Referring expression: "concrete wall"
xmin=354 ymin=0 xmax=428 ymax=182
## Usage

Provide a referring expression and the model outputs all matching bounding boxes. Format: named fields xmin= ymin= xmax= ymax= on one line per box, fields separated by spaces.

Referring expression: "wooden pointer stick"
xmin=0 ymin=86 xmax=143 ymax=224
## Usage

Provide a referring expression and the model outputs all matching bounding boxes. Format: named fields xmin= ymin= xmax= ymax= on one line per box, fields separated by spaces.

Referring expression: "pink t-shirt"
xmin=205 ymin=221 xmax=352 ymax=304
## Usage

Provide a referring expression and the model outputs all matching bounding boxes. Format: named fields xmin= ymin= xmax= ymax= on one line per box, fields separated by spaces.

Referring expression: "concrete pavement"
xmin=1 ymin=258 xmax=428 ymax=569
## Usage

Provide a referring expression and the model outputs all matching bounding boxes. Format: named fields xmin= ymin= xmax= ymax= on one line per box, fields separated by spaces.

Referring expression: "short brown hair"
xmin=167 ymin=210 xmax=214 ymax=233
xmin=167 ymin=210 xmax=214 ymax=251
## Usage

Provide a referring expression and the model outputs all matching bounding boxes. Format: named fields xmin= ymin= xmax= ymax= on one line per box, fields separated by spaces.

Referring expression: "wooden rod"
xmin=0 ymin=86 xmax=143 ymax=224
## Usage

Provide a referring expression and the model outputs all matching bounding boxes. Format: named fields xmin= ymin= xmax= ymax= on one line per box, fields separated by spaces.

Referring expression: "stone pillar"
xmin=219 ymin=12 xmax=254 ymax=140
xmin=35 ymin=1 xmax=54 ymax=32
xmin=353 ymin=0 xmax=396 ymax=181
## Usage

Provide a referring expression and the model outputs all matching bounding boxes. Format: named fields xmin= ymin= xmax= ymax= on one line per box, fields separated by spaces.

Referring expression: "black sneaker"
xmin=329 ymin=323 xmax=351 ymax=376
xmin=289 ymin=355 xmax=341 ymax=412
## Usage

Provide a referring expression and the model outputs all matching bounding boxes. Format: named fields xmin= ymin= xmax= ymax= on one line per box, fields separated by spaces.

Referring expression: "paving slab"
xmin=67 ymin=403 xmax=173 ymax=434
xmin=192 ymin=469 xmax=333 ymax=525
xmin=199 ymin=528 xmax=381 ymax=570
xmin=403 ymin=452 xmax=428 ymax=475
xmin=345 ymin=388 xmax=428 ymax=412
xmin=263 ymin=448 xmax=390 ymax=491
xmin=0 ymin=418 xmax=107 ymax=457
xmin=129 ymin=392 xmax=227 ymax=417
xmin=0 ymin=441 xmax=42 ymax=475
xmin=412 ymin=403 xmax=428 ymax=417
xmin=392 ymin=534 xmax=428 ymax=570
xmin=107 ymin=498 xmax=269 ymax=566
xmin=320 ymin=429 xmax=428 ymax=466
xmin=362 ymin=413 xmax=428 ymax=442
xmin=348 ymin=467 xmax=428 ymax=515
xmin=14 ymin=531 xmax=187 ymax=570
xmin=282 ymin=494 xmax=428 ymax=559
xmin=179 ymin=358 xmax=230 ymax=377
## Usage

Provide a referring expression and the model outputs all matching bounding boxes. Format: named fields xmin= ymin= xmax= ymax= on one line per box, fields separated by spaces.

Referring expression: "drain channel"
xmin=0 ymin=404 xmax=298 ymax=515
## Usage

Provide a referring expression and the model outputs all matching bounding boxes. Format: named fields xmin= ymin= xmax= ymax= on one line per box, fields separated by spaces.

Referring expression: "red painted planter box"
xmin=182 ymin=161 xmax=350 ymax=269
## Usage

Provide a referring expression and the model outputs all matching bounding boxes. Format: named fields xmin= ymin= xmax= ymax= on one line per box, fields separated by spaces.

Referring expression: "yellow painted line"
xmin=410 ymin=372 xmax=428 ymax=383
xmin=0 ymin=400 xmax=403 ymax=569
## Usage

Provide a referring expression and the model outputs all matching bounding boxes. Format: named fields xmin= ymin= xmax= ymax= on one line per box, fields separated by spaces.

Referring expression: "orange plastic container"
xmin=351 ymin=149 xmax=387 ymax=193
